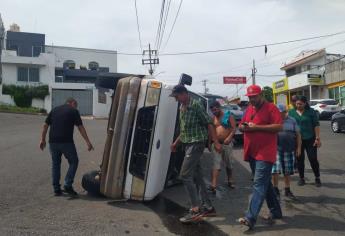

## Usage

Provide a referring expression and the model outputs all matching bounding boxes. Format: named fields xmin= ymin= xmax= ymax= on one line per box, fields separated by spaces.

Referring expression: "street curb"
xmin=0 ymin=110 xmax=47 ymax=116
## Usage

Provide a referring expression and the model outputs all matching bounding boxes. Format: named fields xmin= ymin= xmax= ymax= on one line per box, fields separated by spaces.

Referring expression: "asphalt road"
xmin=0 ymin=112 xmax=344 ymax=236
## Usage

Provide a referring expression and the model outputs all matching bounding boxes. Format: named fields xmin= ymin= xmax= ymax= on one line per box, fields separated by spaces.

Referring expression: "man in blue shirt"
xmin=272 ymin=104 xmax=301 ymax=200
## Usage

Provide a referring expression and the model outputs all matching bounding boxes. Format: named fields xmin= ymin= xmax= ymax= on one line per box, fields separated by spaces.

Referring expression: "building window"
xmin=18 ymin=67 xmax=28 ymax=82
xmin=32 ymin=46 xmax=42 ymax=57
xmin=17 ymin=67 xmax=40 ymax=82
xmin=29 ymin=68 xmax=39 ymax=82
xmin=328 ymin=88 xmax=335 ymax=99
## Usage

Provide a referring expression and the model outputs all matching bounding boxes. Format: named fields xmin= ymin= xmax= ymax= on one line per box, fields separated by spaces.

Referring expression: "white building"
xmin=0 ymin=30 xmax=117 ymax=117
xmin=281 ymin=49 xmax=328 ymax=101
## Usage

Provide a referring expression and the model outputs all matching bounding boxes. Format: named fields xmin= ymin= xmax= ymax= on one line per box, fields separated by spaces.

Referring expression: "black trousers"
xmin=297 ymin=137 xmax=320 ymax=179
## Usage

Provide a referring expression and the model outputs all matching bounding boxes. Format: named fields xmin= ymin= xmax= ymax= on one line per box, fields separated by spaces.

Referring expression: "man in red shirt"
xmin=237 ymin=85 xmax=283 ymax=230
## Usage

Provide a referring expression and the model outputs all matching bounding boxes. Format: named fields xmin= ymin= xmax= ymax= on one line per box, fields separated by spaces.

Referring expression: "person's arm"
xmin=246 ymin=123 xmax=283 ymax=132
xmin=39 ymin=123 xmax=49 ymax=150
xmin=40 ymin=112 xmax=52 ymax=150
xmin=171 ymin=135 xmax=181 ymax=152
xmin=195 ymin=102 xmax=222 ymax=152
xmin=224 ymin=115 xmax=236 ymax=144
xmin=314 ymin=126 xmax=321 ymax=148
xmin=296 ymin=131 xmax=302 ymax=157
xmin=312 ymin=109 xmax=321 ymax=148
xmin=77 ymin=125 xmax=94 ymax=151
xmin=244 ymin=104 xmax=283 ymax=133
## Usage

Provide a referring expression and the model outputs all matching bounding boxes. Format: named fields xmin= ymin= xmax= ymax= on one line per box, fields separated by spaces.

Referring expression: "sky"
xmin=1 ymin=0 xmax=345 ymax=99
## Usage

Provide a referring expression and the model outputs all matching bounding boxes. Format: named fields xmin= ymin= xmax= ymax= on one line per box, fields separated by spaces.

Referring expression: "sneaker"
xmin=63 ymin=186 xmax=78 ymax=196
xmin=315 ymin=178 xmax=322 ymax=187
xmin=227 ymin=181 xmax=235 ymax=189
xmin=54 ymin=189 xmax=63 ymax=196
xmin=201 ymin=206 xmax=217 ymax=217
xmin=274 ymin=187 xmax=280 ymax=201
xmin=285 ymin=190 xmax=297 ymax=200
xmin=297 ymin=178 xmax=305 ymax=186
xmin=238 ymin=217 xmax=254 ymax=230
xmin=207 ymin=186 xmax=216 ymax=194
xmin=179 ymin=209 xmax=203 ymax=224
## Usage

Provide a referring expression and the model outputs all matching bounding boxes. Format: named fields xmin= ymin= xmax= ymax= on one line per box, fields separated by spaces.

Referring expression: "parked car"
xmin=221 ymin=104 xmax=244 ymax=144
xmin=238 ymin=100 xmax=249 ymax=111
xmin=310 ymin=99 xmax=342 ymax=119
xmin=331 ymin=109 xmax=345 ymax=133
xmin=202 ymin=93 xmax=225 ymax=106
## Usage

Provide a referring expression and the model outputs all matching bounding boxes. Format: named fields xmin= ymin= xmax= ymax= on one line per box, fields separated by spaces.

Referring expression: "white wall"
xmin=32 ymin=98 xmax=44 ymax=109
xmin=1 ymin=47 xmax=116 ymax=117
xmin=45 ymin=45 xmax=117 ymax=72
xmin=93 ymin=88 xmax=113 ymax=118
xmin=50 ymin=83 xmax=112 ymax=117
xmin=0 ymin=51 xmax=55 ymax=109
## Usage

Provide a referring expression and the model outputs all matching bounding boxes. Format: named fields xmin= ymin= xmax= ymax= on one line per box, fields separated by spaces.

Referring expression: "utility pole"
xmin=0 ymin=14 xmax=5 ymax=84
xmin=251 ymin=59 xmax=257 ymax=85
xmin=201 ymin=79 xmax=209 ymax=94
xmin=142 ymin=43 xmax=159 ymax=75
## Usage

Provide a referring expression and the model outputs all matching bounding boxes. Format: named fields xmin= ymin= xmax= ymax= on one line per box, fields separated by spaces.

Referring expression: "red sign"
xmin=223 ymin=76 xmax=247 ymax=84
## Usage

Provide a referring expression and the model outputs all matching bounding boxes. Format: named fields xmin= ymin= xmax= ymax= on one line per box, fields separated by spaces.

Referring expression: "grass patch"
xmin=0 ymin=104 xmax=46 ymax=114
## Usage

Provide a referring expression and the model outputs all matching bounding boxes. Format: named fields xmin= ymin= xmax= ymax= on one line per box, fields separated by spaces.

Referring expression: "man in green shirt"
xmin=170 ymin=85 xmax=221 ymax=224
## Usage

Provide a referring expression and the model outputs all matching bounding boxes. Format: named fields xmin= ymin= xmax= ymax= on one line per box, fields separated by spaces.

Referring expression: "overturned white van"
xmin=82 ymin=74 xmax=208 ymax=201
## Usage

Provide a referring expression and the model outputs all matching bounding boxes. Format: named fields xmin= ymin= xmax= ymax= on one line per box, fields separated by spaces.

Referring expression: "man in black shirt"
xmin=39 ymin=98 xmax=94 ymax=196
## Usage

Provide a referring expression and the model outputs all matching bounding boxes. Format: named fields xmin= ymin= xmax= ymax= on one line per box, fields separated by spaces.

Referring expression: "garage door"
xmin=52 ymin=89 xmax=93 ymax=115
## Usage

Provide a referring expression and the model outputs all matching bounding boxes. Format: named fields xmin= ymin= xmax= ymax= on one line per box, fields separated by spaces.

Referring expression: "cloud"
xmin=1 ymin=0 xmax=345 ymax=97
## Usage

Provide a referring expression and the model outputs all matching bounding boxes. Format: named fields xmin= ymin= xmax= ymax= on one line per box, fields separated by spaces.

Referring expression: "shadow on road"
xmin=108 ymin=198 xmax=228 ymax=236
xmin=247 ymin=214 xmax=345 ymax=234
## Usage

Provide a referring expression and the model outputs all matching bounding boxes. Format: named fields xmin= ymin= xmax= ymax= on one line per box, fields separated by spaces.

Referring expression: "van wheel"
xmin=82 ymin=170 xmax=102 ymax=196
xmin=331 ymin=121 xmax=340 ymax=133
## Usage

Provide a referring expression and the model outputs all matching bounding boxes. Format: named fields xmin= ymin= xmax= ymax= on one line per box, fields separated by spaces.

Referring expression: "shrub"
xmin=2 ymin=84 xmax=49 ymax=107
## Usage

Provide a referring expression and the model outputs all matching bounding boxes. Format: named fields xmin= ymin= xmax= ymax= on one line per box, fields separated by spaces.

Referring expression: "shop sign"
xmin=273 ymin=78 xmax=289 ymax=93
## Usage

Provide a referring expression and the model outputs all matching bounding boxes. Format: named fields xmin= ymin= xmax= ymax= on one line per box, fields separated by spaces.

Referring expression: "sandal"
xmin=237 ymin=217 xmax=253 ymax=230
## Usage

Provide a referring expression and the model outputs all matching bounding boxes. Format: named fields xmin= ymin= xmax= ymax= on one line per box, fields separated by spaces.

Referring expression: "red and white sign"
xmin=223 ymin=76 xmax=247 ymax=84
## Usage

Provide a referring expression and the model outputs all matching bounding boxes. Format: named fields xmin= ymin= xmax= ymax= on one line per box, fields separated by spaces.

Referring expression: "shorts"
xmin=272 ymin=150 xmax=295 ymax=176
xmin=211 ymin=143 xmax=234 ymax=170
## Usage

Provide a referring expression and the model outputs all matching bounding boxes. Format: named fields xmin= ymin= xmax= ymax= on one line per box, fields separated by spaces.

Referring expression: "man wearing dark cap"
xmin=39 ymin=98 xmax=94 ymax=196
xmin=170 ymin=84 xmax=222 ymax=224
xmin=237 ymin=85 xmax=283 ymax=230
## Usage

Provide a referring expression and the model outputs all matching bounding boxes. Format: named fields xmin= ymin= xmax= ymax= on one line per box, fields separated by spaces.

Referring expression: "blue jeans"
xmin=49 ymin=143 xmax=79 ymax=191
xmin=245 ymin=158 xmax=282 ymax=226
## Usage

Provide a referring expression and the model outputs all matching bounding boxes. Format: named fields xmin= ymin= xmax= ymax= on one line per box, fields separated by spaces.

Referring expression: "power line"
xmin=157 ymin=0 xmax=172 ymax=51
xmin=195 ymin=37 xmax=345 ymax=78
xmin=161 ymin=0 xmax=183 ymax=52
xmin=256 ymin=74 xmax=285 ymax=77
xmin=159 ymin=30 xmax=345 ymax=56
xmin=117 ymin=30 xmax=345 ymax=56
xmin=154 ymin=0 xmax=166 ymax=50
xmin=134 ymin=0 xmax=143 ymax=51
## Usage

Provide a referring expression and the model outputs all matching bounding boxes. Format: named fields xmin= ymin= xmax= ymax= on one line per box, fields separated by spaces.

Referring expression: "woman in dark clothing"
xmin=288 ymin=96 xmax=322 ymax=187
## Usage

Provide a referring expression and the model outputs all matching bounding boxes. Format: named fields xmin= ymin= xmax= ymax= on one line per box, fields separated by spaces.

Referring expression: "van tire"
xmin=82 ymin=170 xmax=103 ymax=196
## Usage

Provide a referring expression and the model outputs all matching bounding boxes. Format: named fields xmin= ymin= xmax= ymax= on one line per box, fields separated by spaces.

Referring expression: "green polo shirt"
xmin=179 ymin=99 xmax=212 ymax=143
xmin=288 ymin=108 xmax=320 ymax=140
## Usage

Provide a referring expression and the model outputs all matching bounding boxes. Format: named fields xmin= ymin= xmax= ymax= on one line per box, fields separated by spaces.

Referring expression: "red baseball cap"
xmin=245 ymin=85 xmax=262 ymax=96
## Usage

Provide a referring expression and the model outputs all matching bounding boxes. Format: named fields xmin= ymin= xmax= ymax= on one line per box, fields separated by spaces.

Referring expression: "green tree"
xmin=262 ymin=86 xmax=273 ymax=102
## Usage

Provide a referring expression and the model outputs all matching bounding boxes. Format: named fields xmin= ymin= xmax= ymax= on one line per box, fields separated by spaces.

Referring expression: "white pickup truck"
xmin=82 ymin=74 xmax=209 ymax=201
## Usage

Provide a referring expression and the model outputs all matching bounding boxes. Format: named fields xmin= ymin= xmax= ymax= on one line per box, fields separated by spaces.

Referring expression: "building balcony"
xmin=1 ymin=50 xmax=54 ymax=66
